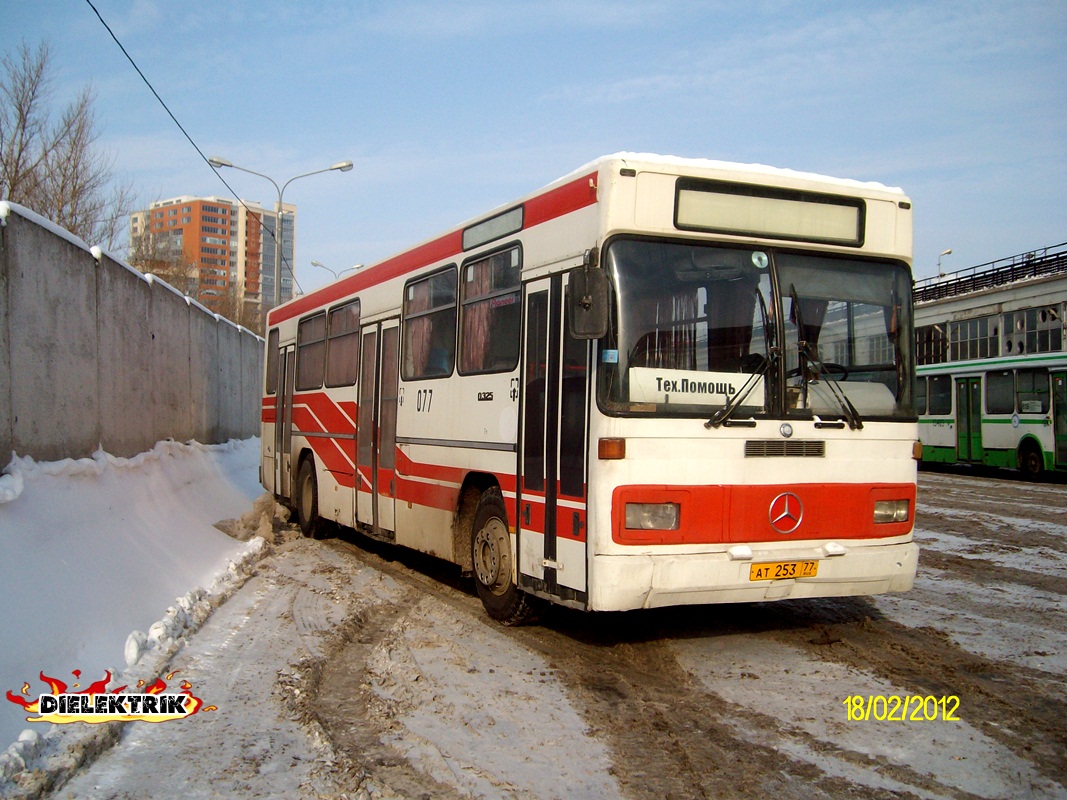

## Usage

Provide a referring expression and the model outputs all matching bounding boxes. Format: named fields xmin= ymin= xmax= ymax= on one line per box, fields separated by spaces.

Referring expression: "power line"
xmin=83 ymin=0 xmax=303 ymax=298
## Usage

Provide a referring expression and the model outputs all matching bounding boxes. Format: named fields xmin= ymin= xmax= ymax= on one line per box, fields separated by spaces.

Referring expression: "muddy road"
xmin=308 ymin=470 xmax=1067 ymax=800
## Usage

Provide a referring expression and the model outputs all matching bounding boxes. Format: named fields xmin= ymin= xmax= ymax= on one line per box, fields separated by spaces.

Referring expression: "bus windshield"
xmin=597 ymin=238 xmax=914 ymax=421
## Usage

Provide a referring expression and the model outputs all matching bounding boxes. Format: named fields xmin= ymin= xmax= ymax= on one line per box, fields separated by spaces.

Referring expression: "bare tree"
xmin=0 ymin=40 xmax=135 ymax=250
xmin=127 ymin=225 xmax=199 ymax=296
xmin=218 ymin=280 xmax=264 ymax=335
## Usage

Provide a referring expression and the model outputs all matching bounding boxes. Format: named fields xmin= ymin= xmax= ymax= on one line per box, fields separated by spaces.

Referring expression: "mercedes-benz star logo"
xmin=768 ymin=492 xmax=804 ymax=535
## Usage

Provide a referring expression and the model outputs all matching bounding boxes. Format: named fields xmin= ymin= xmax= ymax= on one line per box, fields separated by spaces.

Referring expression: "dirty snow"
xmin=1 ymin=443 xmax=1064 ymax=799
xmin=675 ymin=635 xmax=1058 ymax=799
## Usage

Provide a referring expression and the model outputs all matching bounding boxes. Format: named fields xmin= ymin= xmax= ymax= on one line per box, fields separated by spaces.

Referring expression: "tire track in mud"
xmin=761 ymin=598 xmax=1067 ymax=787
xmin=919 ymin=471 xmax=1067 ymax=528
xmin=509 ymin=620 xmax=933 ymax=800
xmin=917 ymin=511 xmax=1067 ymax=555
xmin=917 ymin=514 xmax=1067 ymax=558
xmin=311 ymin=596 xmax=477 ymax=800
xmin=907 ymin=471 xmax=1067 ymax=782
xmin=313 ymin=502 xmax=1066 ymax=799
xmin=918 ymin=548 xmax=1067 ymax=595
xmin=320 ymin=534 xmax=939 ymax=799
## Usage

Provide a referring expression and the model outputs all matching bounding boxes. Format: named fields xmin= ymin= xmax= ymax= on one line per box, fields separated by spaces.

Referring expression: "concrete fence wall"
xmin=0 ymin=202 xmax=263 ymax=464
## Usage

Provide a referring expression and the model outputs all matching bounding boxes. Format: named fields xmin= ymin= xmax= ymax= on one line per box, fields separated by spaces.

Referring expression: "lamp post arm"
xmin=214 ymin=162 xmax=282 ymax=197
xmin=208 ymin=157 xmax=352 ymax=310
xmin=280 ymin=165 xmax=338 ymax=197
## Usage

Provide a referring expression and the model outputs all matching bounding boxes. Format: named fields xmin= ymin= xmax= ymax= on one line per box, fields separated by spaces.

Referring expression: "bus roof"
xmin=267 ymin=153 xmax=906 ymax=327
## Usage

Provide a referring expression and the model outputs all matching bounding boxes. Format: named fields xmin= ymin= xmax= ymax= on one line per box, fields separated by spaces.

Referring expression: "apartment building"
xmin=129 ymin=195 xmax=297 ymax=324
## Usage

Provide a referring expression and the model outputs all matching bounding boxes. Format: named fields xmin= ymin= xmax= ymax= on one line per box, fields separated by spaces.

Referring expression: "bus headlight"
xmin=873 ymin=500 xmax=910 ymax=524
xmin=625 ymin=502 xmax=680 ymax=530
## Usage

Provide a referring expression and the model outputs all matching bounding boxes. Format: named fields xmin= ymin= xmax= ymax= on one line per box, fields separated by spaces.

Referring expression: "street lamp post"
xmin=311 ymin=260 xmax=364 ymax=281
xmin=208 ymin=156 xmax=353 ymax=309
xmin=937 ymin=248 xmax=953 ymax=277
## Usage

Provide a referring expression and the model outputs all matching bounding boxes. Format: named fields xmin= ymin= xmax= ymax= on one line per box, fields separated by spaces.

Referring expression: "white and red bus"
xmin=262 ymin=153 xmax=920 ymax=624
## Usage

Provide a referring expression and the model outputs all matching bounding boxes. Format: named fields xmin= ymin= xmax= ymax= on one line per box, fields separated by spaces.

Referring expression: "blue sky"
xmin=5 ymin=0 xmax=1065 ymax=290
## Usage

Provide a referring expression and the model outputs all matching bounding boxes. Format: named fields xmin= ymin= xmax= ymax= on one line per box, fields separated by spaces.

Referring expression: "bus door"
xmin=274 ymin=344 xmax=296 ymax=500
xmin=956 ymin=376 xmax=983 ymax=462
xmin=518 ymin=274 xmax=589 ymax=608
xmin=1054 ymin=372 xmax=1067 ymax=467
xmin=356 ymin=322 xmax=400 ymax=536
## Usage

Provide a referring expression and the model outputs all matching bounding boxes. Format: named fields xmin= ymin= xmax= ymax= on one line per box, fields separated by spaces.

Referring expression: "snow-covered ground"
xmin=0 ymin=439 xmax=619 ymax=799
xmin=2 ymin=443 xmax=1064 ymax=799
xmin=0 ymin=440 xmax=267 ymax=789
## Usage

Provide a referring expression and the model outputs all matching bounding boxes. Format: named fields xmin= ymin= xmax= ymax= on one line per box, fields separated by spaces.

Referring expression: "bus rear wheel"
xmin=296 ymin=457 xmax=323 ymax=538
xmin=471 ymin=487 xmax=537 ymax=625
xmin=1019 ymin=441 xmax=1045 ymax=481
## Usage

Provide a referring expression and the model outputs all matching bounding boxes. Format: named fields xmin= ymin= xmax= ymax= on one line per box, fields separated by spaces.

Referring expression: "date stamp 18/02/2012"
xmin=843 ymin=695 xmax=961 ymax=722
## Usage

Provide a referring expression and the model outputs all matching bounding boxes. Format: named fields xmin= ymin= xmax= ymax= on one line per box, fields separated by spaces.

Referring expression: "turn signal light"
xmin=598 ymin=438 xmax=626 ymax=460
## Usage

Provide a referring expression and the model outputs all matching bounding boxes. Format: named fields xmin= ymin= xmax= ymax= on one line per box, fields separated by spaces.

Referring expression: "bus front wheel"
xmin=471 ymin=487 xmax=537 ymax=625
xmin=296 ymin=457 xmax=323 ymax=538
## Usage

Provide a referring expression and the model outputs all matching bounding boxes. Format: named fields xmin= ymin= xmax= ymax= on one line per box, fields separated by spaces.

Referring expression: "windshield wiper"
xmin=789 ymin=285 xmax=863 ymax=430
xmin=706 ymin=285 xmax=776 ymax=429
xmin=705 ymin=361 xmax=768 ymax=428
xmin=806 ymin=345 xmax=863 ymax=430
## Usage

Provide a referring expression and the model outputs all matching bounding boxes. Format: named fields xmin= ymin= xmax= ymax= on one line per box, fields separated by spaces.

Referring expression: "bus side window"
xmin=460 ymin=246 xmax=521 ymax=374
xmin=914 ymin=377 xmax=927 ymax=415
xmin=326 ymin=300 xmax=361 ymax=388
xmin=986 ymin=370 xmax=1015 ymax=414
xmin=266 ymin=328 xmax=279 ymax=394
xmin=1017 ymin=368 xmax=1051 ymax=414
xmin=403 ymin=268 xmax=457 ymax=380
xmin=296 ymin=312 xmax=327 ymax=391
xmin=929 ymin=375 xmax=952 ymax=415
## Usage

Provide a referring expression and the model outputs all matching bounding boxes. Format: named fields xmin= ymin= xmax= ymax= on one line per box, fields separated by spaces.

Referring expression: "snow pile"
xmin=0 ymin=439 xmax=268 ymax=778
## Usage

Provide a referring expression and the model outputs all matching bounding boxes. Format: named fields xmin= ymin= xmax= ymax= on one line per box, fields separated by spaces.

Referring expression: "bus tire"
xmin=296 ymin=457 xmax=323 ymax=538
xmin=471 ymin=487 xmax=537 ymax=625
xmin=1019 ymin=441 xmax=1045 ymax=481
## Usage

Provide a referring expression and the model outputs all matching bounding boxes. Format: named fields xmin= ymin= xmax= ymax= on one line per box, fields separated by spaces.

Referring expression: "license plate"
xmin=749 ymin=560 xmax=819 ymax=581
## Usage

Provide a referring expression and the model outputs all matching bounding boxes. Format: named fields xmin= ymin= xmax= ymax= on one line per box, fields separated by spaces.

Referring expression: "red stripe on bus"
xmin=261 ymin=396 xmax=278 ymax=423
xmin=555 ymin=505 xmax=587 ymax=542
xmin=338 ymin=400 xmax=358 ymax=427
xmin=395 ymin=474 xmax=459 ymax=512
xmin=525 ymin=171 xmax=597 ymax=227
xmin=268 ymin=393 xmax=358 ymax=474
xmin=611 ymin=483 xmax=915 ymax=545
xmin=517 ymin=493 xmax=588 ymax=542
xmin=377 ymin=467 xmax=396 ymax=497
xmin=356 ymin=464 xmax=373 ymax=491
xmin=395 ymin=448 xmax=464 ymax=486
xmin=270 ymin=231 xmax=464 ymax=326
xmin=267 ymin=171 xmax=600 ymax=327
xmin=293 ymin=392 xmax=358 ymax=436
xmin=396 ymin=447 xmax=522 ymax=492
xmin=303 ymin=436 xmax=356 ymax=488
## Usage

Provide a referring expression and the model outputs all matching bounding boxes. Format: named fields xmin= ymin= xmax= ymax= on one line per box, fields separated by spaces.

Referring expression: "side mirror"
xmin=568 ymin=250 xmax=609 ymax=339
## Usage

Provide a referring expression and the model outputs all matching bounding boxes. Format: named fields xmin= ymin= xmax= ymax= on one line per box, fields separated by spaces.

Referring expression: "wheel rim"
xmin=473 ymin=517 xmax=511 ymax=596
